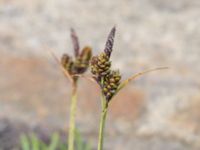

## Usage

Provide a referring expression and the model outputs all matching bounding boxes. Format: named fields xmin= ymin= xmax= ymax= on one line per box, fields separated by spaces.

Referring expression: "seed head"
xmin=61 ymin=29 xmax=92 ymax=79
xmin=61 ymin=54 xmax=73 ymax=74
xmin=80 ymin=46 xmax=92 ymax=63
xmin=90 ymin=27 xmax=121 ymax=103
xmin=72 ymin=46 xmax=92 ymax=74
xmin=103 ymin=70 xmax=121 ymax=102
xmin=91 ymin=53 xmax=111 ymax=77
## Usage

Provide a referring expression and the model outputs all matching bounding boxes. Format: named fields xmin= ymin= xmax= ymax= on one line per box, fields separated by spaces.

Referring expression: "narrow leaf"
xmin=20 ymin=134 xmax=30 ymax=150
xmin=117 ymin=67 xmax=169 ymax=93
xmin=85 ymin=142 xmax=92 ymax=150
xmin=75 ymin=129 xmax=84 ymax=150
xmin=59 ymin=143 xmax=67 ymax=150
xmin=48 ymin=133 xmax=60 ymax=150
xmin=40 ymin=141 xmax=48 ymax=150
xmin=30 ymin=134 xmax=40 ymax=150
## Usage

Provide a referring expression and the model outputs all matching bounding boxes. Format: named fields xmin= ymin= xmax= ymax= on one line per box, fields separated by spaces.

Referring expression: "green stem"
xmin=98 ymin=95 xmax=108 ymax=150
xmin=68 ymin=82 xmax=78 ymax=150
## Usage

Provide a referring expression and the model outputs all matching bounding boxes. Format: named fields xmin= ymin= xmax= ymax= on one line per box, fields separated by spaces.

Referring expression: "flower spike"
xmin=70 ymin=28 xmax=80 ymax=57
xmin=91 ymin=53 xmax=111 ymax=78
xmin=89 ymin=26 xmax=168 ymax=150
xmin=60 ymin=29 xmax=92 ymax=82
xmin=103 ymin=70 xmax=121 ymax=102
xmin=61 ymin=29 xmax=92 ymax=150
xmin=104 ymin=26 xmax=116 ymax=58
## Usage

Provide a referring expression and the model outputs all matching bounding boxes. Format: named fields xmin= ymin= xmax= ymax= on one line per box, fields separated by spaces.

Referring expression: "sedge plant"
xmin=54 ymin=28 xmax=92 ymax=150
xmin=20 ymin=29 xmax=92 ymax=150
xmin=60 ymin=29 xmax=92 ymax=150
xmin=90 ymin=27 xmax=168 ymax=150
xmin=20 ymin=131 xmax=92 ymax=150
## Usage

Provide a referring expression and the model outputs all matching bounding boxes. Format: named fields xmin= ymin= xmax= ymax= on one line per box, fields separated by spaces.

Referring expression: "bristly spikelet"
xmin=90 ymin=26 xmax=121 ymax=103
xmin=103 ymin=70 xmax=121 ymax=102
xmin=61 ymin=54 xmax=73 ymax=74
xmin=72 ymin=46 xmax=92 ymax=74
xmin=104 ymin=26 xmax=116 ymax=58
xmin=91 ymin=26 xmax=116 ymax=79
xmin=61 ymin=29 xmax=92 ymax=79
xmin=80 ymin=46 xmax=92 ymax=63
xmin=91 ymin=53 xmax=111 ymax=77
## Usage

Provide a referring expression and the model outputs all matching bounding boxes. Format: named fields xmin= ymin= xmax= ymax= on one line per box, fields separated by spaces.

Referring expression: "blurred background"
xmin=1 ymin=0 xmax=200 ymax=149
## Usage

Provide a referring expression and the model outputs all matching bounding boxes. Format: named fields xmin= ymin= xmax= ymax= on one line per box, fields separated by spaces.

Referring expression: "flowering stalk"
xmin=98 ymin=94 xmax=108 ymax=150
xmin=68 ymin=81 xmax=77 ymax=150
xmin=51 ymin=28 xmax=92 ymax=150
xmin=90 ymin=27 xmax=168 ymax=150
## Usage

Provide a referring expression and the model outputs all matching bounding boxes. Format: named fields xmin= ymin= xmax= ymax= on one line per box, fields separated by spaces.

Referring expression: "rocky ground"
xmin=1 ymin=0 xmax=200 ymax=149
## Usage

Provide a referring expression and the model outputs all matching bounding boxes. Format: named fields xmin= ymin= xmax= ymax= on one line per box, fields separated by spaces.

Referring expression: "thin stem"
xmin=68 ymin=81 xmax=78 ymax=150
xmin=98 ymin=95 xmax=108 ymax=150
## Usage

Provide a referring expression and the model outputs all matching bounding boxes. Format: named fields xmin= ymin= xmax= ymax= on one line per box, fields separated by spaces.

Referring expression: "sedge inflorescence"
xmin=61 ymin=29 xmax=92 ymax=80
xmin=91 ymin=53 xmax=111 ymax=77
xmin=91 ymin=27 xmax=121 ymax=102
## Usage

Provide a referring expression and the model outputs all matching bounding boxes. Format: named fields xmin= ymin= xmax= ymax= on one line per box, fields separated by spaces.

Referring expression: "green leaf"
xmin=59 ymin=143 xmax=68 ymax=150
xmin=48 ymin=133 xmax=60 ymax=150
xmin=84 ymin=141 xmax=92 ymax=150
xmin=39 ymin=140 xmax=48 ymax=150
xmin=75 ymin=129 xmax=84 ymax=150
xmin=20 ymin=134 xmax=30 ymax=150
xmin=30 ymin=134 xmax=40 ymax=150
xmin=74 ymin=129 xmax=92 ymax=150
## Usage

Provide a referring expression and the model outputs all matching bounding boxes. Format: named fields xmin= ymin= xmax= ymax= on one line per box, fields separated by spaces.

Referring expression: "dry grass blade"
xmin=47 ymin=48 xmax=74 ymax=83
xmin=117 ymin=67 xmax=169 ymax=91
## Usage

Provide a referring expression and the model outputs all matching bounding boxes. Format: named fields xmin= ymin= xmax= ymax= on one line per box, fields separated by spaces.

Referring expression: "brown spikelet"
xmin=80 ymin=46 xmax=92 ymax=62
xmin=70 ymin=28 xmax=80 ymax=57
xmin=90 ymin=27 xmax=123 ymax=102
xmin=61 ymin=54 xmax=73 ymax=74
xmin=72 ymin=47 xmax=92 ymax=74
xmin=61 ymin=29 xmax=93 ymax=80
xmin=91 ymin=53 xmax=111 ymax=77
xmin=104 ymin=26 xmax=116 ymax=58
xmin=71 ymin=59 xmax=84 ymax=74
xmin=103 ymin=70 xmax=121 ymax=102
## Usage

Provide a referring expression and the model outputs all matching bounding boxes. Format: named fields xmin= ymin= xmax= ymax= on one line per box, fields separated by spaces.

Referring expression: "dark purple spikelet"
xmin=61 ymin=54 xmax=73 ymax=74
xmin=70 ymin=28 xmax=80 ymax=57
xmin=72 ymin=46 xmax=92 ymax=74
xmin=104 ymin=26 xmax=116 ymax=58
xmin=61 ymin=29 xmax=92 ymax=80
